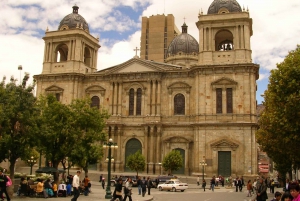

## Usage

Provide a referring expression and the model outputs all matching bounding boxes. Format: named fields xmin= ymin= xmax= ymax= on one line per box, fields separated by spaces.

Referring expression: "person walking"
xmin=136 ymin=176 xmax=142 ymax=195
xmin=210 ymin=176 xmax=216 ymax=192
xmin=256 ymin=177 xmax=268 ymax=201
xmin=123 ymin=177 xmax=132 ymax=201
xmin=112 ymin=178 xmax=123 ymax=201
xmin=101 ymin=178 xmax=105 ymax=189
xmin=71 ymin=170 xmax=81 ymax=201
xmin=197 ymin=176 xmax=200 ymax=186
xmin=83 ymin=175 xmax=90 ymax=196
xmin=147 ymin=177 xmax=152 ymax=195
xmin=0 ymin=170 xmax=11 ymax=201
xmin=202 ymin=179 xmax=206 ymax=191
xmin=247 ymin=180 xmax=252 ymax=197
xmin=239 ymin=176 xmax=244 ymax=192
xmin=141 ymin=177 xmax=147 ymax=197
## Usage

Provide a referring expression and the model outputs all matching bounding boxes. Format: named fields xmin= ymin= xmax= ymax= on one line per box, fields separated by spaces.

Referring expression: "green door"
xmin=218 ymin=151 xmax=231 ymax=177
xmin=172 ymin=148 xmax=185 ymax=175
xmin=125 ymin=138 xmax=142 ymax=172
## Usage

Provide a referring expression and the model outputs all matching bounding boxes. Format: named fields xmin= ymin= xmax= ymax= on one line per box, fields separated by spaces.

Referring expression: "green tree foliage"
xmin=126 ymin=150 xmax=145 ymax=176
xmin=257 ymin=45 xmax=300 ymax=178
xmin=37 ymin=95 xmax=109 ymax=181
xmin=0 ymin=74 xmax=38 ymax=178
xmin=162 ymin=150 xmax=183 ymax=175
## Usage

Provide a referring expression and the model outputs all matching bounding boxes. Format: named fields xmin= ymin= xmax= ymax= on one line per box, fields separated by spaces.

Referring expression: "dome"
xmin=58 ymin=5 xmax=89 ymax=32
xmin=166 ymin=23 xmax=199 ymax=57
xmin=207 ymin=0 xmax=242 ymax=14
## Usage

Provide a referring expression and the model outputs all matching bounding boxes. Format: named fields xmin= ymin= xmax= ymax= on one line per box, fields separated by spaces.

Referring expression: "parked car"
xmin=157 ymin=179 xmax=188 ymax=192
xmin=153 ymin=175 xmax=177 ymax=188
xmin=111 ymin=175 xmax=138 ymax=187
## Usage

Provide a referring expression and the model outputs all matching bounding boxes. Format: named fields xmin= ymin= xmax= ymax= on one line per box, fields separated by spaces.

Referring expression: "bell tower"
xmin=196 ymin=0 xmax=253 ymax=65
xmin=42 ymin=5 xmax=100 ymax=74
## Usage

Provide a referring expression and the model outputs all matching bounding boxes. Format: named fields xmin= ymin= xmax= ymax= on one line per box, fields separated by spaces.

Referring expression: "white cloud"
xmin=1 ymin=0 xmax=300 ymax=99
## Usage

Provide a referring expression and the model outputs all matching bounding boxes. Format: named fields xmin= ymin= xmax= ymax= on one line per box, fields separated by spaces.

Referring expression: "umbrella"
xmin=35 ymin=167 xmax=66 ymax=174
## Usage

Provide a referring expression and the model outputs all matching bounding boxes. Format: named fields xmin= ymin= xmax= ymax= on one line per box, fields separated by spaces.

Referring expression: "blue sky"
xmin=1 ymin=0 xmax=300 ymax=104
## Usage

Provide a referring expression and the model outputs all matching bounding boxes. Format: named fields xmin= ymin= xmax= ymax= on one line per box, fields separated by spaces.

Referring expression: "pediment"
xmin=211 ymin=77 xmax=237 ymax=89
xmin=85 ymin=85 xmax=106 ymax=96
xmin=45 ymin=85 xmax=64 ymax=92
xmin=211 ymin=138 xmax=239 ymax=151
xmin=167 ymin=82 xmax=191 ymax=94
xmin=107 ymin=58 xmax=164 ymax=74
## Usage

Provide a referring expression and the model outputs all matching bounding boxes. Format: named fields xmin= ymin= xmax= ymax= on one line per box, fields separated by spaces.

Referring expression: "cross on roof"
xmin=133 ymin=47 xmax=140 ymax=56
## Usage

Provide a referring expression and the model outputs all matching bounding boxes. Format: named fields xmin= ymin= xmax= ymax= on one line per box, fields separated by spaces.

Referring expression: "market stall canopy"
xmin=35 ymin=167 xmax=66 ymax=174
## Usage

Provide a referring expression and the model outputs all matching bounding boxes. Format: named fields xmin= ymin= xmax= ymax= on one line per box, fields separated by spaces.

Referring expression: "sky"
xmin=1 ymin=0 xmax=300 ymax=104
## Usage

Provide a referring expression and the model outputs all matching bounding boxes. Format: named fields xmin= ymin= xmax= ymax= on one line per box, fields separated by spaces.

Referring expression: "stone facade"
xmin=34 ymin=1 xmax=259 ymax=177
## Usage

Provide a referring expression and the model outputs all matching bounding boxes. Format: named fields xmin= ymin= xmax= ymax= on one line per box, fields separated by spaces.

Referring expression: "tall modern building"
xmin=140 ymin=14 xmax=180 ymax=62
xmin=34 ymin=0 xmax=259 ymax=178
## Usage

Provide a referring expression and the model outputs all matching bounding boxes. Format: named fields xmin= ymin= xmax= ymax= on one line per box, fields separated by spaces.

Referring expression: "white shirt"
xmin=73 ymin=175 xmax=80 ymax=188
xmin=58 ymin=183 xmax=66 ymax=191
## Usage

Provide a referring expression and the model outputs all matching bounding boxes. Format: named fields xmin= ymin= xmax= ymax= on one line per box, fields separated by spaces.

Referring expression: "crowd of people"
xmin=201 ymin=175 xmax=300 ymax=201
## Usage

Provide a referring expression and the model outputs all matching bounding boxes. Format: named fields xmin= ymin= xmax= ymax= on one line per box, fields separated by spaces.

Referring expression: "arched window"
xmin=55 ymin=44 xmax=68 ymax=62
xmin=91 ymin=96 xmax=100 ymax=109
xmin=136 ymin=88 xmax=142 ymax=115
xmin=174 ymin=93 xmax=185 ymax=115
xmin=215 ymin=30 xmax=234 ymax=51
xmin=129 ymin=88 xmax=134 ymax=115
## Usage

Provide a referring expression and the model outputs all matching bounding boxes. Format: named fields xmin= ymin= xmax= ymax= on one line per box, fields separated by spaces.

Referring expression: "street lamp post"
xmin=199 ymin=160 xmax=207 ymax=181
xmin=27 ymin=156 xmax=36 ymax=175
xmin=103 ymin=138 xmax=118 ymax=199
xmin=18 ymin=65 xmax=22 ymax=85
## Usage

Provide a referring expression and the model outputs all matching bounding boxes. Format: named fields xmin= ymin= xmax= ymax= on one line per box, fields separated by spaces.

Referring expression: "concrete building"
xmin=34 ymin=0 xmax=259 ymax=178
xmin=140 ymin=14 xmax=180 ymax=62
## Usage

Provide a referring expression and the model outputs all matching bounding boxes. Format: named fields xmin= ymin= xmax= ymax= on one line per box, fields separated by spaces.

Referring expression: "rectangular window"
xmin=216 ymin=88 xmax=222 ymax=113
xmin=55 ymin=93 xmax=60 ymax=101
xmin=226 ymin=88 xmax=233 ymax=113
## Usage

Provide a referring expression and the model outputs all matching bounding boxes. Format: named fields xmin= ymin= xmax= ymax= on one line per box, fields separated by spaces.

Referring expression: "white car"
xmin=157 ymin=179 xmax=188 ymax=192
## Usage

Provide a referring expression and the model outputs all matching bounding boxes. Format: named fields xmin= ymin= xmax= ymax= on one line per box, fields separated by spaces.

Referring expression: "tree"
xmin=257 ymin=45 xmax=300 ymax=179
xmin=0 ymin=74 xmax=39 ymax=178
xmin=162 ymin=150 xmax=183 ymax=175
xmin=126 ymin=150 xmax=145 ymax=176
xmin=37 ymin=95 xmax=108 ymax=182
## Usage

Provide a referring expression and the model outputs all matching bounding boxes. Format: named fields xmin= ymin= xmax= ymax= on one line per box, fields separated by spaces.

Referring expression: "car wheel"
xmin=111 ymin=182 xmax=115 ymax=187
xmin=181 ymin=190 xmax=184 ymax=192
xmin=159 ymin=186 xmax=162 ymax=191
xmin=172 ymin=187 xmax=176 ymax=192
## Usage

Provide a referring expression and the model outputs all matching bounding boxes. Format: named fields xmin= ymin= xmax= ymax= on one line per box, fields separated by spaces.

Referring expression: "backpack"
xmin=6 ymin=176 xmax=12 ymax=187
xmin=141 ymin=180 xmax=146 ymax=189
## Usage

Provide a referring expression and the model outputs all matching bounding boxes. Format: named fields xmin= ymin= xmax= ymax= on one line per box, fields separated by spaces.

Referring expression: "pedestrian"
xmin=270 ymin=191 xmax=282 ymax=201
xmin=270 ymin=179 xmax=275 ymax=193
xmin=141 ymin=177 xmax=147 ymax=197
xmin=247 ymin=180 xmax=252 ymax=197
xmin=147 ymin=177 xmax=152 ymax=195
xmin=280 ymin=192 xmax=293 ymax=201
xmin=99 ymin=174 xmax=103 ymax=182
xmin=256 ymin=177 xmax=268 ymax=201
xmin=289 ymin=182 xmax=300 ymax=201
xmin=137 ymin=176 xmax=142 ymax=195
xmin=71 ymin=170 xmax=81 ymax=201
xmin=83 ymin=175 xmax=90 ymax=196
xmin=111 ymin=178 xmax=123 ymax=201
xmin=239 ymin=176 xmax=244 ymax=192
xmin=197 ymin=176 xmax=200 ymax=186
xmin=234 ymin=177 xmax=239 ymax=192
xmin=0 ymin=170 xmax=11 ymax=201
xmin=210 ymin=176 xmax=216 ymax=192
xmin=102 ymin=178 xmax=105 ymax=189
xmin=202 ymin=179 xmax=206 ymax=191
xmin=123 ymin=177 xmax=132 ymax=201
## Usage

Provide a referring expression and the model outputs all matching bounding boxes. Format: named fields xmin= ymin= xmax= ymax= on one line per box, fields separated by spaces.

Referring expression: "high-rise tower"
xmin=140 ymin=14 xmax=180 ymax=62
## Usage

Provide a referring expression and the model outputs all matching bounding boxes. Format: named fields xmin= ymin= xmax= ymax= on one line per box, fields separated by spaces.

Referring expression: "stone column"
xmin=115 ymin=127 xmax=122 ymax=172
xmin=155 ymin=127 xmax=162 ymax=174
xmin=144 ymin=126 xmax=149 ymax=173
xmin=156 ymin=81 xmax=161 ymax=116
xmin=118 ymin=82 xmax=122 ymax=115
xmin=148 ymin=126 xmax=154 ymax=174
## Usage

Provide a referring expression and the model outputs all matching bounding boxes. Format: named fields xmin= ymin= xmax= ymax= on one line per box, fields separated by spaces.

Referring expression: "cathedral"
xmin=34 ymin=0 xmax=259 ymax=177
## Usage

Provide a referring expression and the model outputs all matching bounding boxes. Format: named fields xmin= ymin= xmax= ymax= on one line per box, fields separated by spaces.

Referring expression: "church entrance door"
xmin=218 ymin=151 xmax=231 ymax=177
xmin=125 ymin=138 xmax=142 ymax=172
xmin=172 ymin=148 xmax=185 ymax=175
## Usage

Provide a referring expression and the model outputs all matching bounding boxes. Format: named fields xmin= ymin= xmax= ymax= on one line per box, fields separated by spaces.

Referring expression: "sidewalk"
xmin=10 ymin=182 xmax=153 ymax=201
